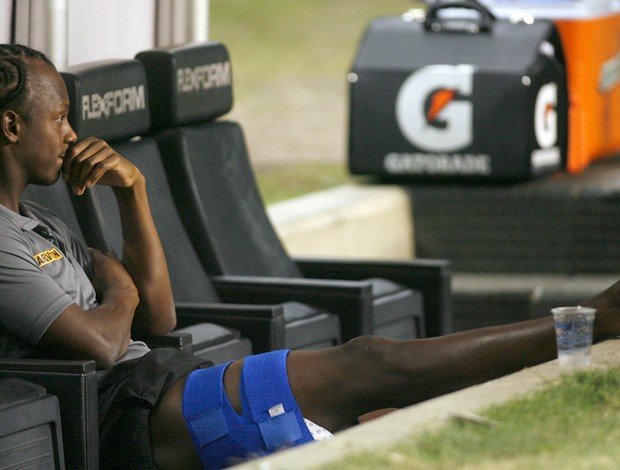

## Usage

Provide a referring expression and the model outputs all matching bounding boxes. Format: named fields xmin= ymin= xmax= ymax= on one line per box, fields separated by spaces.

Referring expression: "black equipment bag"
xmin=348 ymin=0 xmax=568 ymax=182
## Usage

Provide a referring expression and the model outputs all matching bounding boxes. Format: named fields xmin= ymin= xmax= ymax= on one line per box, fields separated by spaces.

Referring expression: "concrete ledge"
xmin=267 ymin=184 xmax=415 ymax=260
xmin=232 ymin=339 xmax=620 ymax=469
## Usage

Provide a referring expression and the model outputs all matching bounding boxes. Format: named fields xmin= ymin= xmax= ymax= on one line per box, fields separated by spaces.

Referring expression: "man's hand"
xmin=62 ymin=137 xmax=141 ymax=195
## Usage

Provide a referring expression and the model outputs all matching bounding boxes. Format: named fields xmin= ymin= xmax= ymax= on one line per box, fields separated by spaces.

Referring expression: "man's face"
xmin=17 ymin=62 xmax=77 ymax=186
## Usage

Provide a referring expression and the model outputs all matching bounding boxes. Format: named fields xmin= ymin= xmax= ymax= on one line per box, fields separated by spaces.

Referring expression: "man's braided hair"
xmin=0 ymin=44 xmax=53 ymax=113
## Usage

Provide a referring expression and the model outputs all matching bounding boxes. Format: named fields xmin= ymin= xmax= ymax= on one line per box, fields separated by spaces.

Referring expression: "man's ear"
xmin=0 ymin=110 xmax=20 ymax=143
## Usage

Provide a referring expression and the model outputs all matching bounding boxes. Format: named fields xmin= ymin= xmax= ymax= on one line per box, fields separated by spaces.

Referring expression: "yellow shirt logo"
xmin=34 ymin=248 xmax=64 ymax=267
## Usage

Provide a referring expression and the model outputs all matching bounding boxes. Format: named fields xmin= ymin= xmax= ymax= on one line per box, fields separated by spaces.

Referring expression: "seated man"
xmin=1 ymin=44 xmax=620 ymax=470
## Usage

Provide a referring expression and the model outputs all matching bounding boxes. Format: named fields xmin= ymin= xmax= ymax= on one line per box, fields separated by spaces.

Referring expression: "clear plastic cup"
xmin=551 ymin=306 xmax=596 ymax=366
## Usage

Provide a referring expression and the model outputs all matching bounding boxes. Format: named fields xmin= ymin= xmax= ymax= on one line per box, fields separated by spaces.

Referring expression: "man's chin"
xmin=31 ymin=173 xmax=62 ymax=187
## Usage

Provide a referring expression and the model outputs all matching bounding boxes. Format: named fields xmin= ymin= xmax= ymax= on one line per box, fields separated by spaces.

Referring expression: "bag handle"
xmin=424 ymin=0 xmax=496 ymax=33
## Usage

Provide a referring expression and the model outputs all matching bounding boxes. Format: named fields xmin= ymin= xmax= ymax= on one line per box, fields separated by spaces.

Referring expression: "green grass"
xmin=210 ymin=1 xmax=413 ymax=203
xmin=209 ymin=0 xmax=414 ymax=98
xmin=255 ymin=162 xmax=354 ymax=205
xmin=321 ymin=368 xmax=620 ymax=469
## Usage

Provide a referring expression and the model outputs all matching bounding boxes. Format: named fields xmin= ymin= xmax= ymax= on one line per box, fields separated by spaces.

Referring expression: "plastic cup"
xmin=551 ymin=306 xmax=596 ymax=366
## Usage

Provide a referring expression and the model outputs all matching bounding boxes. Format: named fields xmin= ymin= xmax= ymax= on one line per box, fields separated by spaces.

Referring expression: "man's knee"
xmin=340 ymin=335 xmax=402 ymax=372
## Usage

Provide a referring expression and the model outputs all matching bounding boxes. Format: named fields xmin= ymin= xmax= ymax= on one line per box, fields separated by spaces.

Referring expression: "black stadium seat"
xmin=136 ymin=41 xmax=452 ymax=339
xmin=60 ymin=57 xmax=342 ymax=352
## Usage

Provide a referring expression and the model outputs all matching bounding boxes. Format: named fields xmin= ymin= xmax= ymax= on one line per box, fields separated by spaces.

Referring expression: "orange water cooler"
xmin=482 ymin=0 xmax=620 ymax=173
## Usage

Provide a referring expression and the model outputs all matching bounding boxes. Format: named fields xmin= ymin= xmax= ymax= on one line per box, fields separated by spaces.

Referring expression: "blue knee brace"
xmin=182 ymin=350 xmax=314 ymax=469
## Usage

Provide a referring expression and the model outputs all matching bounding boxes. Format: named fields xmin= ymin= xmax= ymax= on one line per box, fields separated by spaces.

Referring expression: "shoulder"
xmin=20 ymin=199 xmax=80 ymax=247
xmin=20 ymin=200 xmax=63 ymax=226
xmin=0 ymin=206 xmax=29 ymax=250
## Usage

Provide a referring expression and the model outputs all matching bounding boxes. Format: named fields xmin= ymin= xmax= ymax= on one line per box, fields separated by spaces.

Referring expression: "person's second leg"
xmin=150 ymin=278 xmax=620 ymax=469
xmin=150 ymin=324 xmax=551 ymax=470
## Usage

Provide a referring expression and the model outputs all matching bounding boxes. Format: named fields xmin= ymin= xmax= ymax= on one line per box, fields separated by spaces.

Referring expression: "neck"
xmin=0 ymin=159 xmax=27 ymax=213
xmin=0 ymin=179 xmax=26 ymax=213
xmin=0 ymin=194 xmax=21 ymax=213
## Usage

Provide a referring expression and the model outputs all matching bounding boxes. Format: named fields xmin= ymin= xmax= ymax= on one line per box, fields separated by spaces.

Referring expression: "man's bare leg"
xmin=285 ymin=318 xmax=555 ymax=432
xmin=149 ymin=279 xmax=620 ymax=468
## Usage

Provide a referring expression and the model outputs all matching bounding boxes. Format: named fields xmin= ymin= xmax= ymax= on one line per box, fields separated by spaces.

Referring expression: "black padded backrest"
xmin=136 ymin=41 xmax=233 ymax=131
xmin=61 ymin=59 xmax=150 ymax=142
xmin=156 ymin=121 xmax=301 ymax=278
xmin=59 ymin=57 xmax=220 ymax=303
xmin=137 ymin=41 xmax=296 ymax=277
xmin=51 ymin=58 xmax=152 ymax=253
xmin=74 ymin=137 xmax=222 ymax=303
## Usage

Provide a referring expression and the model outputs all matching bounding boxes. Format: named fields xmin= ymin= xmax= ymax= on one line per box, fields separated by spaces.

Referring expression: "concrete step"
xmin=268 ymin=183 xmax=415 ymax=260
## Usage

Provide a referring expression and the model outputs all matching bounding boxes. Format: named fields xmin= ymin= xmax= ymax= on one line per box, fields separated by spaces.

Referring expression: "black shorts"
xmin=97 ymin=348 xmax=211 ymax=469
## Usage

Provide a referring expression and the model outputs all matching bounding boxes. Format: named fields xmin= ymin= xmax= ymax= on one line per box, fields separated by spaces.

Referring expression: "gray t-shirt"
xmin=0 ymin=200 xmax=149 ymax=362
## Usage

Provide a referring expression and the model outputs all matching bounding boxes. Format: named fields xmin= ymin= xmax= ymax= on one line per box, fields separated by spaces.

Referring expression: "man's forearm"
xmin=112 ymin=176 xmax=176 ymax=336
xmin=39 ymin=283 xmax=139 ymax=369
xmin=61 ymin=137 xmax=176 ymax=336
xmin=92 ymin=285 xmax=140 ymax=365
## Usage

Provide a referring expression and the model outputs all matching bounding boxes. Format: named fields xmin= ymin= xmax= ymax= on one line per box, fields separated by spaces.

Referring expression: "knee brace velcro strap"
xmin=182 ymin=350 xmax=314 ymax=469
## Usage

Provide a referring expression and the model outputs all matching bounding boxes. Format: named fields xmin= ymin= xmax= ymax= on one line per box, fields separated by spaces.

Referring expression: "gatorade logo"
xmin=532 ymin=82 xmax=560 ymax=168
xmin=599 ymin=50 xmax=620 ymax=93
xmin=534 ymin=83 xmax=557 ymax=148
xmin=396 ymin=65 xmax=475 ymax=153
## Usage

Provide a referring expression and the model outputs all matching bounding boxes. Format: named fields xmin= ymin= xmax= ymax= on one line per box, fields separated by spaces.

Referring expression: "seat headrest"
xmin=135 ymin=41 xmax=233 ymax=130
xmin=61 ymin=59 xmax=150 ymax=142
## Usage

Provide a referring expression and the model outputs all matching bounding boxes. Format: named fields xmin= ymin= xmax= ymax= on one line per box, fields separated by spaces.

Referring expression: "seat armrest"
xmin=294 ymin=257 xmax=453 ymax=337
xmin=143 ymin=331 xmax=194 ymax=353
xmin=0 ymin=358 xmax=96 ymax=374
xmin=0 ymin=358 xmax=99 ymax=470
xmin=174 ymin=302 xmax=287 ymax=353
xmin=210 ymin=275 xmax=374 ymax=338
